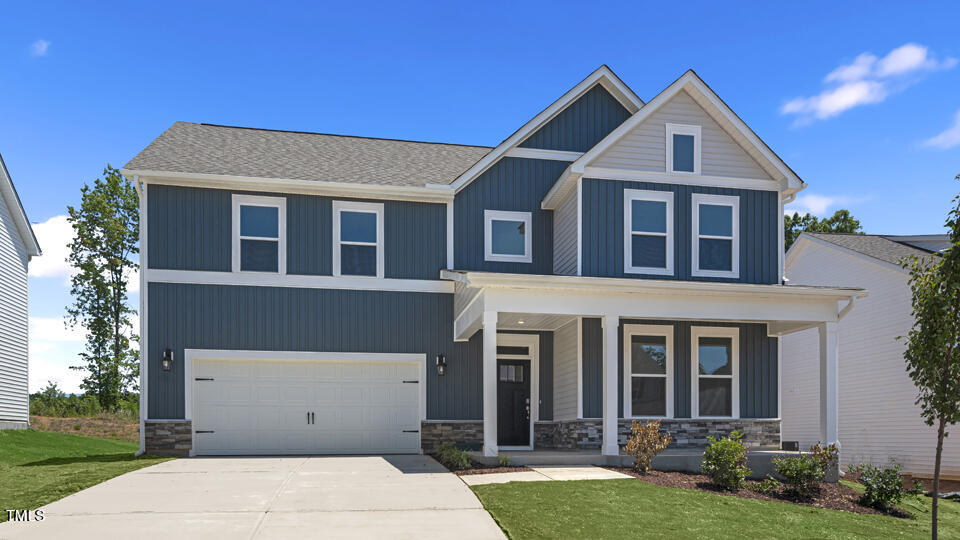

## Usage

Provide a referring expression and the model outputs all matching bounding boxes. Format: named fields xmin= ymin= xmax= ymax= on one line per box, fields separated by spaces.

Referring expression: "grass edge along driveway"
xmin=471 ymin=478 xmax=958 ymax=539
xmin=0 ymin=429 xmax=173 ymax=522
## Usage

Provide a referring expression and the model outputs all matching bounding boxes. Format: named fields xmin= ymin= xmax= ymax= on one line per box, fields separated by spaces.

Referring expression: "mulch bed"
xmin=605 ymin=467 xmax=911 ymax=518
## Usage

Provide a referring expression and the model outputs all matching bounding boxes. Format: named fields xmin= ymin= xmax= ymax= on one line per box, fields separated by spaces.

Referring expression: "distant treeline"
xmin=30 ymin=381 xmax=138 ymax=419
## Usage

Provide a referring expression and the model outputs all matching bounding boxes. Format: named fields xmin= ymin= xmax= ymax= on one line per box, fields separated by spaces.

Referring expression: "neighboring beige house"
xmin=0 ymin=153 xmax=41 ymax=430
xmin=782 ymin=232 xmax=953 ymax=479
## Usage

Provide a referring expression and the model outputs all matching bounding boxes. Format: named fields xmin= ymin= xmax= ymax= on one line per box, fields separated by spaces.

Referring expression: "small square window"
xmin=484 ymin=210 xmax=532 ymax=263
xmin=666 ymin=124 xmax=701 ymax=174
xmin=624 ymin=190 xmax=673 ymax=275
xmin=233 ymin=195 xmax=285 ymax=274
xmin=333 ymin=201 xmax=383 ymax=278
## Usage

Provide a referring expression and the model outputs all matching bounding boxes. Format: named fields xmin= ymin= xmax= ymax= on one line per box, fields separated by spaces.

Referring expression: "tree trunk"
xmin=933 ymin=416 xmax=946 ymax=540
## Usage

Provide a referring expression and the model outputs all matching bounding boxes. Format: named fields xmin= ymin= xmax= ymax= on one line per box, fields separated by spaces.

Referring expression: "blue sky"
xmin=3 ymin=1 xmax=958 ymax=391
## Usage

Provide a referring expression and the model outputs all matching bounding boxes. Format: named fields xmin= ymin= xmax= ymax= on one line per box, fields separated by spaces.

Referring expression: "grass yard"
xmin=0 ymin=429 xmax=172 ymax=522
xmin=471 ymin=478 xmax=960 ymax=539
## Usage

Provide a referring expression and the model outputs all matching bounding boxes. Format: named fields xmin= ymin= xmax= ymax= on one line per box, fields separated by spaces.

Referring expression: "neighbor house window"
xmin=623 ymin=189 xmax=674 ymax=275
xmin=666 ymin=123 xmax=701 ymax=174
xmin=623 ymin=324 xmax=674 ymax=418
xmin=232 ymin=195 xmax=286 ymax=274
xmin=691 ymin=193 xmax=740 ymax=278
xmin=333 ymin=200 xmax=384 ymax=277
xmin=691 ymin=327 xmax=739 ymax=418
xmin=484 ymin=210 xmax=532 ymax=263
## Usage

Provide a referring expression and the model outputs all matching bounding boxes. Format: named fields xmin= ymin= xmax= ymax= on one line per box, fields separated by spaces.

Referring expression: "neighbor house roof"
xmin=802 ymin=233 xmax=946 ymax=267
xmin=0 ymin=152 xmax=41 ymax=258
xmin=123 ymin=122 xmax=493 ymax=188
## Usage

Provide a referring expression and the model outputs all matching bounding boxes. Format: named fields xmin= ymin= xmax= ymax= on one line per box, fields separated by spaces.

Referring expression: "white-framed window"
xmin=232 ymin=195 xmax=286 ymax=274
xmin=691 ymin=326 xmax=739 ymax=418
xmin=623 ymin=189 xmax=674 ymax=275
xmin=691 ymin=193 xmax=740 ymax=278
xmin=666 ymin=123 xmax=701 ymax=174
xmin=333 ymin=200 xmax=384 ymax=278
xmin=623 ymin=324 xmax=674 ymax=418
xmin=484 ymin=210 xmax=532 ymax=263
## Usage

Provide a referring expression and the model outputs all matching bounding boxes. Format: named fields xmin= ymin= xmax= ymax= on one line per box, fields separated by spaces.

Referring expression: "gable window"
xmin=666 ymin=123 xmax=701 ymax=174
xmin=484 ymin=210 xmax=532 ymax=263
xmin=691 ymin=327 xmax=739 ymax=418
xmin=623 ymin=324 xmax=674 ymax=418
xmin=232 ymin=195 xmax=286 ymax=274
xmin=691 ymin=193 xmax=740 ymax=278
xmin=333 ymin=200 xmax=384 ymax=278
xmin=623 ymin=189 xmax=674 ymax=275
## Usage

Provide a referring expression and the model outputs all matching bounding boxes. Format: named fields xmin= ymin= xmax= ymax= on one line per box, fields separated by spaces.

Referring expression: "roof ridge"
xmin=192 ymin=122 xmax=494 ymax=150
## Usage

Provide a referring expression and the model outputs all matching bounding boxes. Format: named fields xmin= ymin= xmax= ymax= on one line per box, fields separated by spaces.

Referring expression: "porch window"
xmin=333 ymin=200 xmax=384 ymax=277
xmin=232 ymin=195 xmax=286 ymax=274
xmin=691 ymin=193 xmax=740 ymax=278
xmin=691 ymin=327 xmax=739 ymax=418
xmin=484 ymin=210 xmax=532 ymax=263
xmin=623 ymin=324 xmax=674 ymax=418
xmin=666 ymin=123 xmax=701 ymax=174
xmin=623 ymin=189 xmax=674 ymax=276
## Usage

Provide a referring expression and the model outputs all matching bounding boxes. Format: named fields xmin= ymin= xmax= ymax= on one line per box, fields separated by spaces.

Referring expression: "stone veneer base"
xmin=144 ymin=420 xmax=192 ymax=456
xmin=535 ymin=419 xmax=781 ymax=450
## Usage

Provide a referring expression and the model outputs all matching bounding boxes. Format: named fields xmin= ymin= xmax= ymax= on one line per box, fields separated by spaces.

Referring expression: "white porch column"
xmin=602 ymin=315 xmax=620 ymax=456
xmin=818 ymin=321 xmax=840 ymax=448
xmin=482 ymin=311 xmax=498 ymax=457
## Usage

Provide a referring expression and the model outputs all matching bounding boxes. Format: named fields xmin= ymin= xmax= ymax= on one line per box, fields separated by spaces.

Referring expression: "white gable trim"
xmin=434 ymin=66 xmax=644 ymax=194
xmin=0 ymin=154 xmax=41 ymax=257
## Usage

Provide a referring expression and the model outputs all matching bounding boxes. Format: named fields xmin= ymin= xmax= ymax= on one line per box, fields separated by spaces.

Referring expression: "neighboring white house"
xmin=782 ymin=232 xmax=953 ymax=479
xmin=0 ymin=153 xmax=41 ymax=430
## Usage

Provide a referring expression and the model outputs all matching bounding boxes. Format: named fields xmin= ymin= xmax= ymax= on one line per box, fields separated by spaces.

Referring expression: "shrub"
xmin=498 ymin=454 xmax=512 ymax=467
xmin=908 ymin=479 xmax=926 ymax=496
xmin=623 ymin=419 xmax=673 ymax=473
xmin=751 ymin=475 xmax=782 ymax=495
xmin=434 ymin=444 xmax=472 ymax=471
xmin=701 ymin=430 xmax=750 ymax=491
xmin=851 ymin=462 xmax=905 ymax=509
xmin=774 ymin=455 xmax=824 ymax=497
xmin=810 ymin=443 xmax=839 ymax=470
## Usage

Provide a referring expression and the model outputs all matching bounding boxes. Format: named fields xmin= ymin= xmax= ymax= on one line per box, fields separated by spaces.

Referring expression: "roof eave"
xmin=0 ymin=154 xmax=41 ymax=257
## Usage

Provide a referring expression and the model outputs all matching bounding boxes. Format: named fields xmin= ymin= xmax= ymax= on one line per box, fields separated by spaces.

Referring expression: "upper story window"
xmin=691 ymin=193 xmax=739 ymax=278
xmin=484 ymin=210 xmax=532 ymax=263
xmin=666 ymin=123 xmax=701 ymax=174
xmin=624 ymin=324 xmax=674 ymax=418
xmin=333 ymin=200 xmax=384 ymax=278
xmin=691 ymin=326 xmax=739 ymax=418
xmin=232 ymin=195 xmax=286 ymax=274
xmin=623 ymin=189 xmax=674 ymax=276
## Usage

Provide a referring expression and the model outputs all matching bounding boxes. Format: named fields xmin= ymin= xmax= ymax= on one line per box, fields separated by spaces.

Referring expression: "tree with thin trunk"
xmin=902 ymin=175 xmax=960 ymax=539
xmin=66 ymin=166 xmax=140 ymax=410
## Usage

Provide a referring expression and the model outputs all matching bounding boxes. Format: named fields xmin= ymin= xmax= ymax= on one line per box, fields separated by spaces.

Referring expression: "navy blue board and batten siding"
xmin=519 ymin=84 xmax=632 ymax=152
xmin=580 ymin=179 xmax=779 ymax=284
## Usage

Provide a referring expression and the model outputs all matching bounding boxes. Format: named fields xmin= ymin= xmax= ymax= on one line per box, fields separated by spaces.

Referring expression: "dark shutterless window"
xmin=491 ymin=220 xmax=526 ymax=256
xmin=698 ymin=336 xmax=733 ymax=416
xmin=339 ymin=210 xmax=378 ymax=276
xmin=239 ymin=204 xmax=280 ymax=273
xmin=698 ymin=203 xmax=734 ymax=272
xmin=497 ymin=346 xmax=529 ymax=356
xmin=630 ymin=335 xmax=668 ymax=417
xmin=672 ymin=134 xmax=695 ymax=172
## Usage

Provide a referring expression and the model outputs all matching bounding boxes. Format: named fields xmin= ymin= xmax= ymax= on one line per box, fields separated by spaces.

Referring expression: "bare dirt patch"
xmin=30 ymin=415 xmax=139 ymax=443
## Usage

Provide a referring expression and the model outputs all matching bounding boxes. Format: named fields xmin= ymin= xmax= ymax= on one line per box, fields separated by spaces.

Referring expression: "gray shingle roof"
xmin=124 ymin=122 xmax=493 ymax=187
xmin=805 ymin=233 xmax=944 ymax=267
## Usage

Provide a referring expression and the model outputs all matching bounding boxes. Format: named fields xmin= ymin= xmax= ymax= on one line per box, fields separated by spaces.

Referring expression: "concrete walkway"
xmin=460 ymin=465 xmax=632 ymax=486
xmin=0 ymin=455 xmax=505 ymax=540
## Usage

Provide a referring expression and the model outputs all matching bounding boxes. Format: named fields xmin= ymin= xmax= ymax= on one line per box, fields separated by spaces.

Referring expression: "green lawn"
xmin=0 ymin=429 xmax=172 ymax=521
xmin=471 ymin=479 xmax=960 ymax=539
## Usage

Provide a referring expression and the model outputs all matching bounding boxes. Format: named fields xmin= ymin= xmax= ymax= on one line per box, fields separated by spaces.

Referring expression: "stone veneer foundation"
xmin=420 ymin=420 xmax=483 ymax=452
xmin=144 ymin=420 xmax=192 ymax=456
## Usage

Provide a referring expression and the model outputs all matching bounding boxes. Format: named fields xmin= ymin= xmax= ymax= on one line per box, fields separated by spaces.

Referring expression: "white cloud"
xmin=785 ymin=194 xmax=846 ymax=216
xmin=30 ymin=39 xmax=50 ymax=57
xmin=782 ymin=43 xmax=957 ymax=124
xmin=923 ymin=107 xmax=960 ymax=150
xmin=30 ymin=316 xmax=86 ymax=342
xmin=29 ymin=215 xmax=74 ymax=280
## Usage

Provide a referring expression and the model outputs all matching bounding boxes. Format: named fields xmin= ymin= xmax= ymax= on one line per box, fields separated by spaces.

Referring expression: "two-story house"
xmin=125 ymin=66 xmax=865 ymax=460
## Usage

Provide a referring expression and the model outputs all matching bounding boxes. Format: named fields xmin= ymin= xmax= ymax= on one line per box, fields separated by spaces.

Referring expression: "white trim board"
xmin=484 ymin=209 xmax=533 ymax=263
xmin=504 ymin=148 xmax=584 ymax=161
xmin=146 ymin=268 xmax=454 ymax=294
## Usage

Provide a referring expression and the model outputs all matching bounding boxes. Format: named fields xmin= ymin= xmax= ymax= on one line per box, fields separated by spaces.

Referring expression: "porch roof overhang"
xmin=441 ymin=270 xmax=867 ymax=341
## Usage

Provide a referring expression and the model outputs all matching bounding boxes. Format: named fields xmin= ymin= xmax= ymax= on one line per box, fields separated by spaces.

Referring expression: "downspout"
xmin=132 ymin=176 xmax=146 ymax=457
xmin=837 ymin=295 xmax=857 ymax=321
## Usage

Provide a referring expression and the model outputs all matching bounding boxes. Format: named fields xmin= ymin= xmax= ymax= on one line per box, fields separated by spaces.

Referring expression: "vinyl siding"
xmin=0 ymin=189 xmax=29 ymax=423
xmin=553 ymin=188 xmax=579 ymax=275
xmin=591 ymin=89 xmax=772 ymax=180
xmin=581 ymin=179 xmax=778 ymax=284
xmin=781 ymin=240 xmax=960 ymax=477
xmin=552 ymin=319 xmax=579 ymax=420
xmin=519 ymin=84 xmax=631 ymax=152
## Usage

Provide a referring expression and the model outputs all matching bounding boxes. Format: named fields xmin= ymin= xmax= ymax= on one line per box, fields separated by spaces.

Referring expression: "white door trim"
xmin=495 ymin=333 xmax=540 ymax=451
xmin=184 ymin=349 xmax=427 ymax=457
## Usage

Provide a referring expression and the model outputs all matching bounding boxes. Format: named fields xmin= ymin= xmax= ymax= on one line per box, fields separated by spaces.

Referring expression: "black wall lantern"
xmin=161 ymin=348 xmax=174 ymax=372
xmin=436 ymin=354 xmax=447 ymax=376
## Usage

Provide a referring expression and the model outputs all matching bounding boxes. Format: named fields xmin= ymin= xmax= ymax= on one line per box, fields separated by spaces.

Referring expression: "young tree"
xmin=66 ymin=166 xmax=140 ymax=410
xmin=902 ymin=176 xmax=960 ymax=539
xmin=784 ymin=209 xmax=863 ymax=250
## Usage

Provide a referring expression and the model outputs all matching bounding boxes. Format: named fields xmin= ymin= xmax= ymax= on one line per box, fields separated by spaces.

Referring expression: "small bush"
xmin=701 ymin=430 xmax=750 ymax=491
xmin=810 ymin=443 xmax=839 ymax=470
xmin=774 ymin=455 xmax=824 ymax=497
xmin=851 ymin=462 xmax=905 ymax=509
xmin=908 ymin=479 xmax=925 ymax=496
xmin=623 ymin=419 xmax=673 ymax=473
xmin=751 ymin=475 xmax=782 ymax=495
xmin=434 ymin=444 xmax=472 ymax=471
xmin=497 ymin=454 xmax=512 ymax=467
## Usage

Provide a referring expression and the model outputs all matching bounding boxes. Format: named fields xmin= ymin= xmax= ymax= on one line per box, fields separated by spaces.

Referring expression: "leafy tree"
xmin=901 ymin=175 xmax=960 ymax=539
xmin=66 ymin=166 xmax=140 ymax=411
xmin=784 ymin=209 xmax=863 ymax=250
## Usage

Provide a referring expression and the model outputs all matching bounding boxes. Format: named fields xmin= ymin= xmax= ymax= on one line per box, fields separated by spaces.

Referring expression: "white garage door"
xmin=191 ymin=355 xmax=422 ymax=455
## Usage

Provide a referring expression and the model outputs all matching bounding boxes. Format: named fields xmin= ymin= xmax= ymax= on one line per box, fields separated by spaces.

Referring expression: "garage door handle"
xmin=402 ymin=430 xmax=419 ymax=433
xmin=195 ymin=377 xmax=215 ymax=381
xmin=402 ymin=380 xmax=418 ymax=384
xmin=195 ymin=430 xmax=215 ymax=434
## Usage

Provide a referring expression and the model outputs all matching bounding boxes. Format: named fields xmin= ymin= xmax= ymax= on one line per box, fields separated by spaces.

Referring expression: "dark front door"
xmin=497 ymin=358 xmax=531 ymax=446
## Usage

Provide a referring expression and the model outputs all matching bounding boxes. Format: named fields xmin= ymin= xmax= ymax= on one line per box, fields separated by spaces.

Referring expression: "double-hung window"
xmin=333 ymin=200 xmax=384 ymax=278
xmin=623 ymin=324 xmax=674 ymax=418
xmin=666 ymin=123 xmax=701 ymax=174
xmin=484 ymin=210 xmax=532 ymax=263
xmin=232 ymin=195 xmax=286 ymax=274
xmin=623 ymin=189 xmax=673 ymax=275
xmin=691 ymin=193 xmax=740 ymax=278
xmin=691 ymin=327 xmax=739 ymax=418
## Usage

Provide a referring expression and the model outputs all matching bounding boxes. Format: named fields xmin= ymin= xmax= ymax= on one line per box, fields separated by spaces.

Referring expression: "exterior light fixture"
xmin=161 ymin=348 xmax=174 ymax=371
xmin=436 ymin=354 xmax=447 ymax=376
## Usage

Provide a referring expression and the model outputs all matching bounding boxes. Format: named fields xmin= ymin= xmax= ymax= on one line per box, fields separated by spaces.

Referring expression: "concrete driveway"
xmin=0 ymin=455 xmax=505 ymax=539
